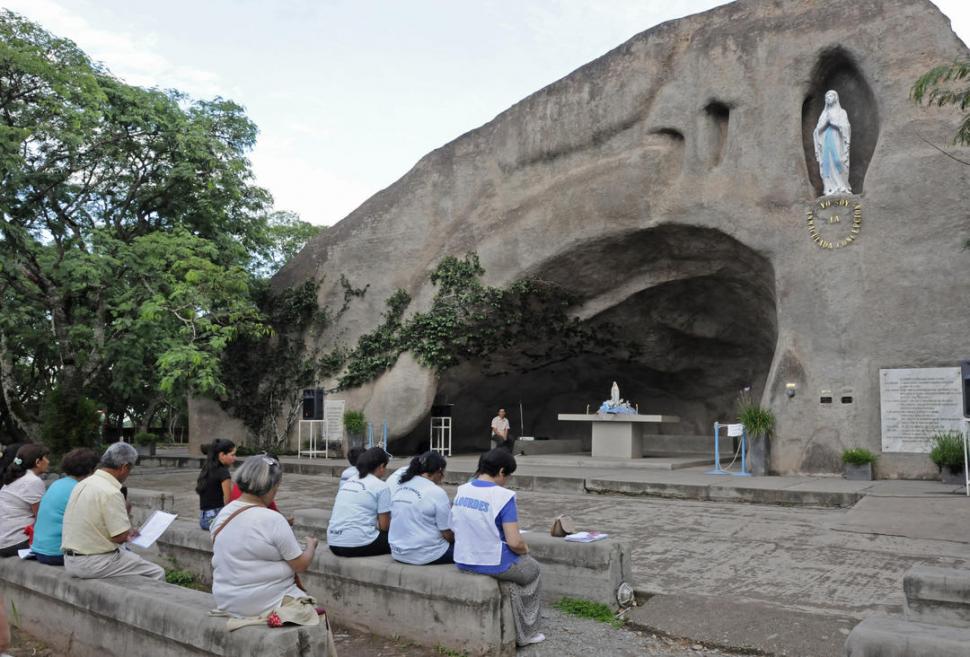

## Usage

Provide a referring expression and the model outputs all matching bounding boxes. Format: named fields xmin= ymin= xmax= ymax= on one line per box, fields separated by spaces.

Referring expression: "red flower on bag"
xmin=266 ymin=612 xmax=283 ymax=628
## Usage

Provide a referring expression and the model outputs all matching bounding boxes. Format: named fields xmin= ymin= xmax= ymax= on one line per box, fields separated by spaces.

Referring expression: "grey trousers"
xmin=65 ymin=548 xmax=165 ymax=580
xmin=492 ymin=555 xmax=542 ymax=645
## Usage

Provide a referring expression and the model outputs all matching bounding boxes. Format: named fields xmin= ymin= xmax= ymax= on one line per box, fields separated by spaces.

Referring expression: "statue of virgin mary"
xmin=813 ymin=90 xmax=852 ymax=196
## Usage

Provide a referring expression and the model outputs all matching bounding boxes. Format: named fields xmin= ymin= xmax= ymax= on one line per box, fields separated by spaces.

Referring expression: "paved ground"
xmin=127 ymin=465 xmax=970 ymax=656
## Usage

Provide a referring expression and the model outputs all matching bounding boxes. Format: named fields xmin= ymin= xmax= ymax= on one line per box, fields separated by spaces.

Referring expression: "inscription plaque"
xmin=880 ymin=367 xmax=963 ymax=453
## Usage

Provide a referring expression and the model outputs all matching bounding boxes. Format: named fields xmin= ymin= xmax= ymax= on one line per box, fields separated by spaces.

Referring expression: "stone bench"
xmin=904 ymin=565 xmax=970 ymax=628
xmin=844 ymin=615 xmax=970 ymax=657
xmin=147 ymin=517 xmax=516 ymax=656
xmin=290 ymin=507 xmax=635 ymax=610
xmin=844 ymin=565 xmax=970 ymax=656
xmin=0 ymin=557 xmax=331 ymax=657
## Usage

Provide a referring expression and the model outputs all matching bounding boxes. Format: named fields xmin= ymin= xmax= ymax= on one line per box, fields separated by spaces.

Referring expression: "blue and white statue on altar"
xmin=597 ymin=381 xmax=637 ymax=415
xmin=812 ymin=90 xmax=852 ymax=196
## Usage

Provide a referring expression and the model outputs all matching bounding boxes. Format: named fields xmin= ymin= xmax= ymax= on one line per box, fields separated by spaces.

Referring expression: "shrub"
xmin=929 ymin=431 xmax=965 ymax=470
xmin=40 ymin=386 xmax=101 ymax=455
xmin=842 ymin=448 xmax=877 ymax=466
xmin=736 ymin=389 xmax=775 ymax=439
xmin=344 ymin=410 xmax=366 ymax=436
xmin=133 ymin=431 xmax=159 ymax=445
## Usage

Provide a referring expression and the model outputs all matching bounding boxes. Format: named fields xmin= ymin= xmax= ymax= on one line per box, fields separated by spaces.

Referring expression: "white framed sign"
xmin=880 ymin=367 xmax=963 ymax=453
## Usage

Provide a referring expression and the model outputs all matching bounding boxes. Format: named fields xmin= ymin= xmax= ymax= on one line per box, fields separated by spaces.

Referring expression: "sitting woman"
xmin=196 ymin=439 xmax=237 ymax=530
xmin=210 ymin=454 xmax=319 ymax=619
xmin=0 ymin=444 xmax=50 ymax=558
xmin=451 ymin=448 xmax=545 ymax=647
xmin=32 ymin=448 xmax=100 ymax=565
xmin=388 ymin=451 xmax=453 ymax=565
xmin=327 ymin=446 xmax=391 ymax=557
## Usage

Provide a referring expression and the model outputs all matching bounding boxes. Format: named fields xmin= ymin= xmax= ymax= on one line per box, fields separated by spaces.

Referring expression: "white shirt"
xmin=327 ymin=474 xmax=391 ymax=547
xmin=339 ymin=465 xmax=358 ymax=482
xmin=450 ymin=481 xmax=516 ymax=567
xmin=388 ymin=475 xmax=450 ymax=565
xmin=386 ymin=466 xmax=409 ymax=496
xmin=491 ymin=416 xmax=510 ymax=437
xmin=210 ymin=501 xmax=303 ymax=617
xmin=0 ymin=470 xmax=45 ymax=549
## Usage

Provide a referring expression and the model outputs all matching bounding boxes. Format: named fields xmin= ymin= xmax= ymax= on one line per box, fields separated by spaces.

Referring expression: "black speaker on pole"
xmin=961 ymin=360 xmax=970 ymax=419
xmin=302 ymin=388 xmax=325 ymax=420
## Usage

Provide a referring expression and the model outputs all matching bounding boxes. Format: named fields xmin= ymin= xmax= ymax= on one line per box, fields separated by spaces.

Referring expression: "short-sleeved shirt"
xmin=0 ymin=470 xmax=46 ymax=549
xmin=385 ymin=466 xmax=408 ymax=496
xmin=327 ymin=474 xmax=391 ymax=548
xmin=211 ymin=501 xmax=304 ymax=617
xmin=454 ymin=480 xmax=519 ymax=575
xmin=31 ymin=476 xmax=79 ymax=556
xmin=62 ymin=469 xmax=130 ymax=555
xmin=198 ymin=465 xmax=231 ymax=511
xmin=388 ymin=475 xmax=451 ymax=565
xmin=491 ymin=416 xmax=510 ymax=437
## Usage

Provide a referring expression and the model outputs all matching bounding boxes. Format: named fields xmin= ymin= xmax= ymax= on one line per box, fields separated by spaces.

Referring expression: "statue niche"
xmin=801 ymin=48 xmax=879 ymax=197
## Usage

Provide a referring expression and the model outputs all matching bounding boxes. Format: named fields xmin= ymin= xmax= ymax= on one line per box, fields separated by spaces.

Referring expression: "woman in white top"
xmin=450 ymin=448 xmax=544 ymax=647
xmin=210 ymin=454 xmax=319 ymax=618
xmin=328 ymin=447 xmax=391 ymax=557
xmin=0 ymin=444 xmax=49 ymax=557
xmin=388 ymin=451 xmax=453 ymax=565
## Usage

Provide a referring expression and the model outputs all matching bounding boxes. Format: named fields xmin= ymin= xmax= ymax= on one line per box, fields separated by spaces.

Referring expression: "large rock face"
xmin=270 ymin=0 xmax=970 ymax=476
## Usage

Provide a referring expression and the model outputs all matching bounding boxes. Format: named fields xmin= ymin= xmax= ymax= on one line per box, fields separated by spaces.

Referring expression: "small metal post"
xmin=733 ymin=428 xmax=751 ymax=477
xmin=367 ymin=423 xmax=373 ymax=449
xmin=706 ymin=422 xmax=729 ymax=475
xmin=963 ymin=418 xmax=969 ymax=497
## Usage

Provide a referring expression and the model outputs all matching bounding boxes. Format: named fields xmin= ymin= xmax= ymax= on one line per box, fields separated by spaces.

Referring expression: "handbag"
xmin=550 ymin=514 xmax=577 ymax=537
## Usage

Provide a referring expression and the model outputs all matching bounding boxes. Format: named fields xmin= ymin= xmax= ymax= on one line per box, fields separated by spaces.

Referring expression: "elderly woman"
xmin=388 ymin=451 xmax=453 ymax=565
xmin=32 ymin=448 xmax=100 ymax=566
xmin=327 ymin=446 xmax=391 ymax=557
xmin=0 ymin=444 xmax=50 ymax=557
xmin=451 ymin=448 xmax=544 ymax=647
xmin=210 ymin=454 xmax=319 ymax=619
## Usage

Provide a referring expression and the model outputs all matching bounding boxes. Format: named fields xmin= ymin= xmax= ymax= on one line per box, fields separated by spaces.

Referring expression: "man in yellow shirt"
xmin=61 ymin=442 xmax=163 ymax=580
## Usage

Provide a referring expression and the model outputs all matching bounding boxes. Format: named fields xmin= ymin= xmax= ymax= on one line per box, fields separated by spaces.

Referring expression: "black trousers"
xmin=329 ymin=531 xmax=390 ymax=557
xmin=0 ymin=540 xmax=29 ymax=558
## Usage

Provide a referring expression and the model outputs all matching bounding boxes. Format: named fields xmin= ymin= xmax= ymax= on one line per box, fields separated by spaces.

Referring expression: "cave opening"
xmin=402 ymin=224 xmax=778 ymax=454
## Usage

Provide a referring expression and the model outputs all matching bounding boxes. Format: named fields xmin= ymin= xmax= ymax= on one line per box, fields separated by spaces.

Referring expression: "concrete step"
xmin=844 ymin=615 xmax=970 ymax=657
xmin=904 ymin=566 xmax=970 ymax=628
xmin=642 ymin=433 xmax=734 ymax=455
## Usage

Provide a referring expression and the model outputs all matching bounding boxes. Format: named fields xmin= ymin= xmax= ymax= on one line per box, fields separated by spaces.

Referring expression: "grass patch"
xmin=165 ymin=568 xmax=209 ymax=591
xmin=435 ymin=646 xmax=469 ymax=657
xmin=554 ymin=597 xmax=624 ymax=628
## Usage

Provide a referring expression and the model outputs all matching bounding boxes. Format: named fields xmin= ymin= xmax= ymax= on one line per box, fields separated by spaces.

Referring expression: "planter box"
xmin=843 ymin=463 xmax=873 ymax=481
xmin=135 ymin=443 xmax=157 ymax=457
xmin=942 ymin=465 xmax=965 ymax=485
xmin=746 ymin=435 xmax=770 ymax=476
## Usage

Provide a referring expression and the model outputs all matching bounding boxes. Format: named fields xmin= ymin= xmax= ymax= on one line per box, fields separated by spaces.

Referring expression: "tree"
xmin=912 ymin=60 xmax=970 ymax=250
xmin=0 ymin=10 xmax=315 ymax=444
xmin=251 ymin=210 xmax=323 ymax=277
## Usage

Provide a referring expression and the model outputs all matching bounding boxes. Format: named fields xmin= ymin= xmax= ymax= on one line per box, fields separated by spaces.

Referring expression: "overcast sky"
xmin=4 ymin=1 xmax=969 ymax=226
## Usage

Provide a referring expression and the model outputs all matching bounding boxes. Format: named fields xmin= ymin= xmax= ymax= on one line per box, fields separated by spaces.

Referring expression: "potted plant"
xmin=930 ymin=431 xmax=966 ymax=485
xmin=842 ymin=448 xmax=877 ymax=481
xmin=737 ymin=389 xmax=775 ymax=477
xmin=133 ymin=430 xmax=159 ymax=457
xmin=343 ymin=410 xmax=366 ymax=451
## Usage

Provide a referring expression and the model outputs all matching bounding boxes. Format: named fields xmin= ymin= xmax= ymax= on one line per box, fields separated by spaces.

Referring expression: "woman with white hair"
xmin=210 ymin=454 xmax=320 ymax=620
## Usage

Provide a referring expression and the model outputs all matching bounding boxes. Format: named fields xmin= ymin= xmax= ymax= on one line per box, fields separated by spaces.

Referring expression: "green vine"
xmin=337 ymin=253 xmax=634 ymax=389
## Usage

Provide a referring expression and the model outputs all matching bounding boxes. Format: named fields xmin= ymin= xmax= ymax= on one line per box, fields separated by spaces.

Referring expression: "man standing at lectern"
xmin=490 ymin=408 xmax=513 ymax=452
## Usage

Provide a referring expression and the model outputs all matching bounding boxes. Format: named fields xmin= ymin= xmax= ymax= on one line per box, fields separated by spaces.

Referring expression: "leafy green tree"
xmin=0 ymin=10 xmax=315 ymax=444
xmin=912 ymin=61 xmax=970 ymax=249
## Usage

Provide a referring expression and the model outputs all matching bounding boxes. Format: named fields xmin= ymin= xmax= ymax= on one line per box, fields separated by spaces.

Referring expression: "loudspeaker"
xmin=302 ymin=389 xmax=324 ymax=420
xmin=961 ymin=360 xmax=970 ymax=419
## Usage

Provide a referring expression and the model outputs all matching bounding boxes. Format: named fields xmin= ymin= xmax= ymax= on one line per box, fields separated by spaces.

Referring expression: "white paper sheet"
xmin=17 ymin=548 xmax=32 ymax=559
xmin=564 ymin=531 xmax=609 ymax=543
xmin=727 ymin=423 xmax=744 ymax=437
xmin=130 ymin=510 xmax=177 ymax=548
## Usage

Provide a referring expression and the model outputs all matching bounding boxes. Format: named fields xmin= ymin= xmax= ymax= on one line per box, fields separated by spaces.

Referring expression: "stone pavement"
xmin=129 ymin=462 xmax=970 ymax=657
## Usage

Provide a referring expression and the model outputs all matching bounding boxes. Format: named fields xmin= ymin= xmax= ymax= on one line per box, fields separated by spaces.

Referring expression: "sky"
xmin=4 ymin=0 xmax=969 ymax=226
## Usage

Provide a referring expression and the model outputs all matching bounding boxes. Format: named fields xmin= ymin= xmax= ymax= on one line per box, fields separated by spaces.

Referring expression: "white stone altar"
xmin=557 ymin=413 xmax=681 ymax=458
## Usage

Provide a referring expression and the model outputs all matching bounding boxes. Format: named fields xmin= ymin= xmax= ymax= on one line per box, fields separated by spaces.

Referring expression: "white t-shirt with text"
xmin=327 ymin=474 xmax=391 ymax=547
xmin=388 ymin=475 xmax=450 ymax=565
